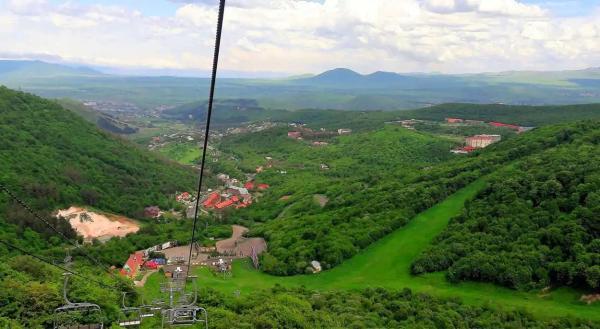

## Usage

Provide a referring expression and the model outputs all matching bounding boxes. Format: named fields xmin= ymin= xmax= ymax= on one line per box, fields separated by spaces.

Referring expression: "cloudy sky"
xmin=1 ymin=0 xmax=599 ymax=75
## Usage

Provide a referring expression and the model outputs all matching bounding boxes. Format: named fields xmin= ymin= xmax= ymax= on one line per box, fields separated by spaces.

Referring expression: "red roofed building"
xmin=258 ymin=184 xmax=270 ymax=190
xmin=215 ymin=198 xmax=236 ymax=210
xmin=120 ymin=252 xmax=145 ymax=279
xmin=145 ymin=260 xmax=159 ymax=270
xmin=176 ymin=192 xmax=191 ymax=202
xmin=144 ymin=206 xmax=161 ymax=219
xmin=244 ymin=181 xmax=255 ymax=190
xmin=203 ymin=192 xmax=221 ymax=208
xmin=446 ymin=118 xmax=464 ymax=123
xmin=288 ymin=131 xmax=302 ymax=139
xmin=489 ymin=122 xmax=520 ymax=130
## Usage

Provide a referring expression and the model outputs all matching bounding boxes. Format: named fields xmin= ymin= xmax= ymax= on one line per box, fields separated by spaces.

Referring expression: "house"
xmin=144 ymin=206 xmax=161 ymax=219
xmin=244 ymin=181 xmax=255 ymax=190
xmin=120 ymin=252 xmax=145 ymax=279
xmin=227 ymin=186 xmax=249 ymax=196
xmin=288 ymin=131 xmax=302 ymax=139
xmin=236 ymin=202 xmax=251 ymax=209
xmin=258 ymin=184 xmax=270 ymax=190
xmin=320 ymin=163 xmax=330 ymax=170
xmin=310 ymin=260 xmax=322 ymax=273
xmin=215 ymin=198 xmax=236 ymax=210
xmin=488 ymin=122 xmax=520 ymax=130
xmin=465 ymin=134 xmax=502 ymax=148
xmin=518 ymin=126 xmax=535 ymax=134
xmin=217 ymin=173 xmax=230 ymax=182
xmin=312 ymin=141 xmax=329 ymax=146
xmin=446 ymin=118 xmax=464 ymax=123
xmin=338 ymin=129 xmax=352 ymax=135
xmin=256 ymin=166 xmax=264 ymax=173
xmin=145 ymin=260 xmax=159 ymax=270
xmin=203 ymin=192 xmax=221 ymax=208
xmin=176 ymin=192 xmax=192 ymax=202
xmin=451 ymin=146 xmax=477 ymax=154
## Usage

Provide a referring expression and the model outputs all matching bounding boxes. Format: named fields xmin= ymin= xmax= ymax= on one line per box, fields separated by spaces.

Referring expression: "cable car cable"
xmin=0 ymin=239 xmax=119 ymax=292
xmin=187 ymin=0 xmax=227 ymax=277
xmin=0 ymin=182 xmax=118 ymax=278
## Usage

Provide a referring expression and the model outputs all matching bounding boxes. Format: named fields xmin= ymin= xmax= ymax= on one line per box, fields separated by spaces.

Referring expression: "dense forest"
xmin=0 ymin=87 xmax=196 ymax=233
xmin=412 ymin=123 xmax=600 ymax=290
xmin=398 ymin=103 xmax=600 ymax=127
xmin=201 ymin=286 xmax=600 ymax=329
xmin=217 ymin=125 xmax=463 ymax=275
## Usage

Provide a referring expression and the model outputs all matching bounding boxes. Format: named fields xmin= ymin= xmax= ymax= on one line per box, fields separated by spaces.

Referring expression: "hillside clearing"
xmin=56 ymin=206 xmax=139 ymax=242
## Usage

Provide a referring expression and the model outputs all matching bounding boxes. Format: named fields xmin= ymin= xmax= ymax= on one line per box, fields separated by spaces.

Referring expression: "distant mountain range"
xmin=0 ymin=60 xmax=103 ymax=80
xmin=0 ymin=60 xmax=599 ymax=110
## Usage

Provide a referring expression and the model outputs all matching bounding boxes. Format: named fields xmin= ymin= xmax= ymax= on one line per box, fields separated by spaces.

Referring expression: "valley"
xmin=0 ymin=82 xmax=599 ymax=328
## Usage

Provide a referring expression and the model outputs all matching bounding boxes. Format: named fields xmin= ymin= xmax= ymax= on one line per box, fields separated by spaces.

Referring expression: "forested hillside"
xmin=398 ymin=103 xmax=600 ymax=126
xmin=216 ymin=126 xmax=462 ymax=275
xmin=219 ymin=120 xmax=600 ymax=276
xmin=412 ymin=121 xmax=600 ymax=290
xmin=201 ymin=286 xmax=599 ymax=329
xmin=0 ymin=87 xmax=196 ymax=235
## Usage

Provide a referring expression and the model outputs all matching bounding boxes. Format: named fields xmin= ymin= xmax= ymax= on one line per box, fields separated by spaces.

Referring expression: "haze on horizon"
xmin=0 ymin=0 xmax=599 ymax=76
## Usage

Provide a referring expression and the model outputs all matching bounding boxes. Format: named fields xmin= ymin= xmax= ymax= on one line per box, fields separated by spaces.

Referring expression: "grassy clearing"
xmin=158 ymin=143 xmax=199 ymax=165
xmin=142 ymin=178 xmax=600 ymax=320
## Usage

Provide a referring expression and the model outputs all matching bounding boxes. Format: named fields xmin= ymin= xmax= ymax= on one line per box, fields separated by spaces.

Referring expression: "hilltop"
xmin=0 ymin=60 xmax=102 ymax=80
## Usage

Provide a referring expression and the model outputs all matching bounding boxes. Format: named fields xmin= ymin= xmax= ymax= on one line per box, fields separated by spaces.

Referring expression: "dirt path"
xmin=314 ymin=194 xmax=329 ymax=207
xmin=134 ymin=270 xmax=158 ymax=287
xmin=216 ymin=225 xmax=248 ymax=252
xmin=215 ymin=225 xmax=267 ymax=257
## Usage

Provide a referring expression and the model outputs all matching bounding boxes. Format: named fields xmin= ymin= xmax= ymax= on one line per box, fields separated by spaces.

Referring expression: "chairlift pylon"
xmin=54 ymin=273 xmax=105 ymax=329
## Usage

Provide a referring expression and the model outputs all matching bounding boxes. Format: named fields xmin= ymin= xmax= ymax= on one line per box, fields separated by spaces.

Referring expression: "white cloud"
xmin=0 ymin=0 xmax=598 ymax=74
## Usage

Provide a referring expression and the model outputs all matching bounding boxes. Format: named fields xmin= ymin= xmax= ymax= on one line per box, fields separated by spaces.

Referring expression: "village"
xmin=395 ymin=117 xmax=535 ymax=154
xmin=118 ymin=224 xmax=269 ymax=285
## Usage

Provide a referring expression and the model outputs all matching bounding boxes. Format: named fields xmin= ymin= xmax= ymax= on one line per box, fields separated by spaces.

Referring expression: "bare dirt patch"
xmin=56 ymin=206 xmax=139 ymax=242
xmin=216 ymin=225 xmax=267 ymax=257
xmin=581 ymin=294 xmax=600 ymax=305
xmin=314 ymin=194 xmax=329 ymax=207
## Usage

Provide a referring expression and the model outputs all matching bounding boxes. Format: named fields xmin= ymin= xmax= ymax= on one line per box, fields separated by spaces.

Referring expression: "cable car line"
xmin=0 ymin=182 xmax=117 ymax=278
xmin=187 ymin=0 xmax=227 ymax=277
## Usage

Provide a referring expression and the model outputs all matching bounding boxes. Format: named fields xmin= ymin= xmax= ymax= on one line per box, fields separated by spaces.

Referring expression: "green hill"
xmin=412 ymin=122 xmax=600 ymax=290
xmin=0 ymin=87 xmax=196 ymax=237
xmin=398 ymin=103 xmax=600 ymax=126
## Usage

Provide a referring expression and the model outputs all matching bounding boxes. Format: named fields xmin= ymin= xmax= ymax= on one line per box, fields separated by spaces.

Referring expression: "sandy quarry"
xmin=56 ymin=207 xmax=140 ymax=242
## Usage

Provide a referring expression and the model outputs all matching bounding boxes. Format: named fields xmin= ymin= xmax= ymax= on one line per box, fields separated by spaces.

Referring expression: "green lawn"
xmin=142 ymin=178 xmax=600 ymax=320
xmin=158 ymin=143 xmax=200 ymax=165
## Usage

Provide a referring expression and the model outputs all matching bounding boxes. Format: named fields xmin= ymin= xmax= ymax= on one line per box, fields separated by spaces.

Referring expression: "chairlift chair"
xmin=54 ymin=273 xmax=105 ymax=329
xmin=140 ymin=298 xmax=165 ymax=319
xmin=118 ymin=293 xmax=142 ymax=328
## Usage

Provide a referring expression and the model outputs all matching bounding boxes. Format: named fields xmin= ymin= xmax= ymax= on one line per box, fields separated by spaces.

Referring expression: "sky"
xmin=1 ymin=0 xmax=599 ymax=76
